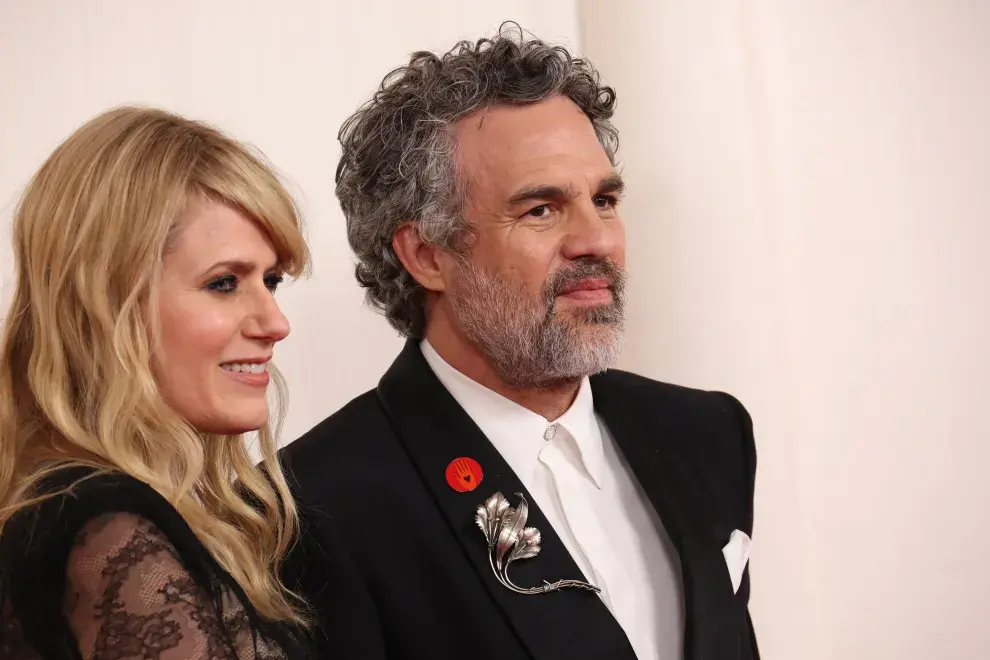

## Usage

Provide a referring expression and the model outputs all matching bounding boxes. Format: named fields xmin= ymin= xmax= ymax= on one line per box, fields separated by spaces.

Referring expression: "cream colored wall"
xmin=0 ymin=0 xmax=581 ymax=443
xmin=580 ymin=1 xmax=990 ymax=658
xmin=3 ymin=2 xmax=989 ymax=657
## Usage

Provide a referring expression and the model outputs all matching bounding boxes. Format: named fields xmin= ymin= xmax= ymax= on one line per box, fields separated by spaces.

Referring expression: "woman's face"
xmin=153 ymin=198 xmax=291 ymax=435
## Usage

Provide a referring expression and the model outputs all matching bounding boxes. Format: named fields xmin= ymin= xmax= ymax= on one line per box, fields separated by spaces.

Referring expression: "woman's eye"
xmin=207 ymin=274 xmax=237 ymax=293
xmin=264 ymin=273 xmax=285 ymax=292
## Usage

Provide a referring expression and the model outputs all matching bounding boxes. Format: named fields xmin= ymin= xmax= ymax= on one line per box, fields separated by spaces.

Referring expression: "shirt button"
xmin=543 ymin=425 xmax=557 ymax=441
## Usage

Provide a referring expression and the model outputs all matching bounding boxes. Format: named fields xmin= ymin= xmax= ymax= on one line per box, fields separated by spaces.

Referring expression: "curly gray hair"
xmin=335 ymin=22 xmax=619 ymax=338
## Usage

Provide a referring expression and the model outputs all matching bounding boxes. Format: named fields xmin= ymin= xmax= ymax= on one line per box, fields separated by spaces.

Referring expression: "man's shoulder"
xmin=593 ymin=367 xmax=747 ymax=415
xmin=593 ymin=368 xmax=755 ymax=471
xmin=288 ymin=386 xmax=383 ymax=437
xmin=280 ymin=388 xmax=387 ymax=453
xmin=277 ymin=388 xmax=402 ymax=489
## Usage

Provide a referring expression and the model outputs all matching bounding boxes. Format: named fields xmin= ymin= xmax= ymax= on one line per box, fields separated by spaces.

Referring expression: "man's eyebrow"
xmin=506 ymin=184 xmax=574 ymax=206
xmin=597 ymin=173 xmax=626 ymax=196
xmin=505 ymin=173 xmax=626 ymax=206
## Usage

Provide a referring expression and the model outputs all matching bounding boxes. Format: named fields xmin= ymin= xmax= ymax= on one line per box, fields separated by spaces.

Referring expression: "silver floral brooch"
xmin=474 ymin=491 xmax=601 ymax=595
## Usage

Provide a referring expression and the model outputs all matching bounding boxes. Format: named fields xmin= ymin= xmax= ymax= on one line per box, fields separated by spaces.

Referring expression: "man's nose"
xmin=561 ymin=199 xmax=618 ymax=261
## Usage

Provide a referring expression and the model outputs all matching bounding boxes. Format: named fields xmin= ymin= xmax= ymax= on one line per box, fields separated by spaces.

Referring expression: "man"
xmin=280 ymin=23 xmax=759 ymax=660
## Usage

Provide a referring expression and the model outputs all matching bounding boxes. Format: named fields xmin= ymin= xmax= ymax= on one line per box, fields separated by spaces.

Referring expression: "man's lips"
xmin=559 ymin=278 xmax=611 ymax=295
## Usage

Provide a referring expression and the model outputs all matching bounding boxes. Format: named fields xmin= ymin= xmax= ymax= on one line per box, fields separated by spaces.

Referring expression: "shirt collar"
xmin=555 ymin=376 xmax=605 ymax=488
xmin=420 ymin=340 xmax=605 ymax=488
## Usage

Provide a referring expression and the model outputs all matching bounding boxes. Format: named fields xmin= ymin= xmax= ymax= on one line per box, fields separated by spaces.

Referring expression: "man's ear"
xmin=392 ymin=223 xmax=448 ymax=292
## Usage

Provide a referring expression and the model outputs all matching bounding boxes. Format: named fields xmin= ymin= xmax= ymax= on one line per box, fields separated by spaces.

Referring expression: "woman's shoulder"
xmin=0 ymin=466 xmax=217 ymax=592
xmin=3 ymin=467 xmax=191 ymax=554
xmin=0 ymin=468 xmax=203 ymax=656
xmin=1 ymin=467 xmax=314 ymax=658
xmin=37 ymin=464 xmax=170 ymax=507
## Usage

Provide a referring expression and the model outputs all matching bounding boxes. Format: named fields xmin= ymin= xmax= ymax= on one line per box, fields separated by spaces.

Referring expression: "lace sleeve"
xmin=64 ymin=512 xmax=239 ymax=660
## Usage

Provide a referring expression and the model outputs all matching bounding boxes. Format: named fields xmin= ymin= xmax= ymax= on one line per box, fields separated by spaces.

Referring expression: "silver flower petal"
xmin=480 ymin=492 xmax=509 ymax=545
xmin=495 ymin=501 xmax=524 ymax=571
xmin=474 ymin=508 xmax=491 ymax=543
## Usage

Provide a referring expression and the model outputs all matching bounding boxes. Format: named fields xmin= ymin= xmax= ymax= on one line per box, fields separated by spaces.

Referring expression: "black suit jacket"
xmin=279 ymin=341 xmax=759 ymax=659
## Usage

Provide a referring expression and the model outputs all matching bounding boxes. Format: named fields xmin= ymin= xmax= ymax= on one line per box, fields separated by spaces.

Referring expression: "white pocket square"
xmin=721 ymin=529 xmax=751 ymax=594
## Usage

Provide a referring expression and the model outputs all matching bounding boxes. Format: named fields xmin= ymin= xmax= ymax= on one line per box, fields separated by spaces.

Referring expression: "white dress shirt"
xmin=421 ymin=341 xmax=685 ymax=659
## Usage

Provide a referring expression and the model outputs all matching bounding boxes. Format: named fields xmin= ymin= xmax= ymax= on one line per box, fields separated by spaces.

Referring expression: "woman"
xmin=0 ymin=107 xmax=314 ymax=658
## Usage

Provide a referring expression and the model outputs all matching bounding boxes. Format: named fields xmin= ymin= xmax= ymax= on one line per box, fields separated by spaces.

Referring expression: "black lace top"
xmin=0 ymin=468 xmax=315 ymax=659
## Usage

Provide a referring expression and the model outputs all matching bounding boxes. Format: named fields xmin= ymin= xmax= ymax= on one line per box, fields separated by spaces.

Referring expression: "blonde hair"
xmin=0 ymin=106 xmax=311 ymax=623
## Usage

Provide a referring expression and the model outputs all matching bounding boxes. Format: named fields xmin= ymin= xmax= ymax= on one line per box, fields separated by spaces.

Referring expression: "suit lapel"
xmin=592 ymin=371 xmax=743 ymax=660
xmin=377 ymin=342 xmax=636 ymax=660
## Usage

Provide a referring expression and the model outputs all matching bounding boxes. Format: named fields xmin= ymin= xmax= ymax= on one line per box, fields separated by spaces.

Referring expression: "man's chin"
xmin=554 ymin=310 xmax=625 ymax=334
xmin=554 ymin=332 xmax=625 ymax=375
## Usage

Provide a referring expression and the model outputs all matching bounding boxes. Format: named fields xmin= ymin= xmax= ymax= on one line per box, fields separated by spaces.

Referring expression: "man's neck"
xmin=424 ymin=319 xmax=580 ymax=422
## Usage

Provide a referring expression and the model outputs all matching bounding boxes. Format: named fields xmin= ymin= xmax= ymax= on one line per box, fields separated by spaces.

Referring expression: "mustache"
xmin=543 ymin=258 xmax=627 ymax=298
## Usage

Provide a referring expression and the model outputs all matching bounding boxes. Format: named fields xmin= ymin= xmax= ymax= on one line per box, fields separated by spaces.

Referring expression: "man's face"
xmin=441 ymin=95 xmax=628 ymax=389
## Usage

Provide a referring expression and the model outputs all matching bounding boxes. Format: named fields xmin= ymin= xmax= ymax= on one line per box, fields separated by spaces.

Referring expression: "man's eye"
xmin=526 ymin=204 xmax=551 ymax=218
xmin=594 ymin=195 xmax=619 ymax=210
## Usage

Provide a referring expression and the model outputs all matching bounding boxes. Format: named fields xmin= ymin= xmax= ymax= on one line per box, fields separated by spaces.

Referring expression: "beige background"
xmin=2 ymin=1 xmax=989 ymax=657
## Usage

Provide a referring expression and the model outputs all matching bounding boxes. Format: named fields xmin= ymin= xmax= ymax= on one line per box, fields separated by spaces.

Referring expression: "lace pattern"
xmin=2 ymin=512 xmax=292 ymax=659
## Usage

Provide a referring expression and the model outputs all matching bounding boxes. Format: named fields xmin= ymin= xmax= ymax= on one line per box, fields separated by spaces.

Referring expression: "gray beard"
xmin=450 ymin=259 xmax=627 ymax=390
